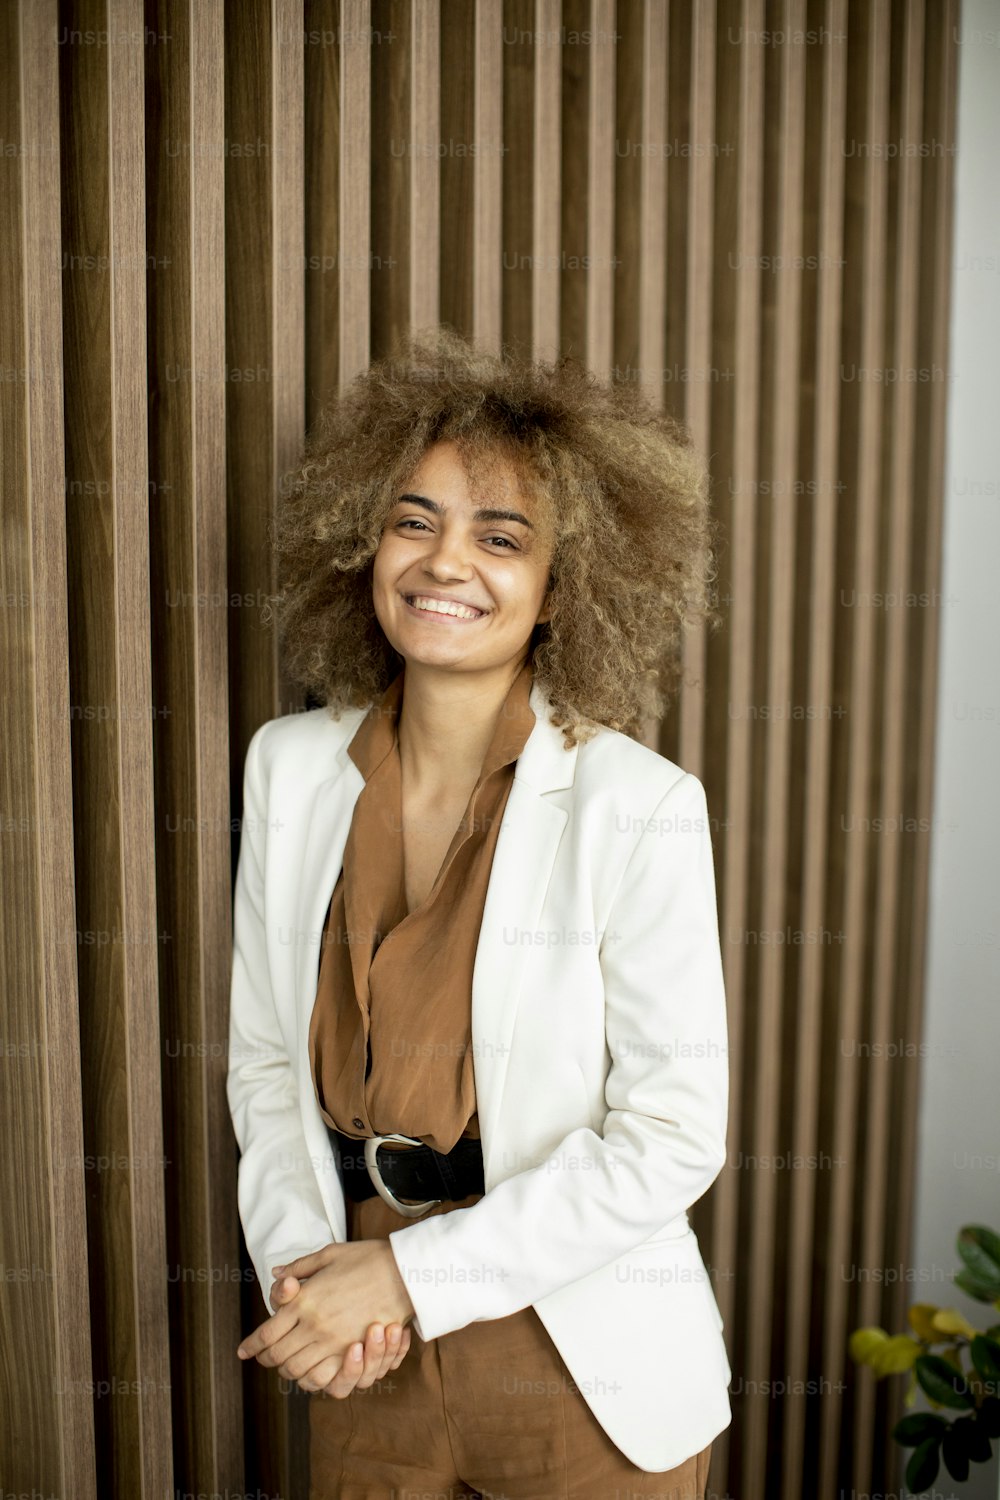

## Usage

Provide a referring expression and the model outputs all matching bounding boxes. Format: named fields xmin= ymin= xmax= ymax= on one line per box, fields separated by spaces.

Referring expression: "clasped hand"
xmin=236 ymin=1240 xmax=415 ymax=1398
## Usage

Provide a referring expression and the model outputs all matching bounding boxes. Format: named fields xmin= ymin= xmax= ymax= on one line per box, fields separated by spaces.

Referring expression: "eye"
xmin=395 ymin=519 xmax=518 ymax=551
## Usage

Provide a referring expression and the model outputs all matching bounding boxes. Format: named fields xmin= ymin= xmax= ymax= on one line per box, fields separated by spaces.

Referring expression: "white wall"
xmin=911 ymin=4 xmax=1000 ymax=1498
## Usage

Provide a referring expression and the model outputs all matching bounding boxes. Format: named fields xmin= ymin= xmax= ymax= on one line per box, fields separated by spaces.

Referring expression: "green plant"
xmin=850 ymin=1225 xmax=1000 ymax=1495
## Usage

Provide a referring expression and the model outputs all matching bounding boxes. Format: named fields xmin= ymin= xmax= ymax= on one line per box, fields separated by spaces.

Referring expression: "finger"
xmin=269 ymin=1274 xmax=302 ymax=1312
xmin=296 ymin=1352 xmax=342 ymax=1392
xmin=325 ymin=1341 xmax=366 ymax=1400
xmin=250 ymin=1310 xmax=317 ymax=1369
xmin=376 ymin=1323 xmax=404 ymax=1379
xmin=279 ymin=1340 xmax=332 ymax=1382
xmin=387 ymin=1324 xmax=411 ymax=1371
xmin=238 ymin=1304 xmax=297 ymax=1360
xmin=354 ymin=1322 xmax=388 ymax=1389
xmin=271 ymin=1246 xmax=335 ymax=1278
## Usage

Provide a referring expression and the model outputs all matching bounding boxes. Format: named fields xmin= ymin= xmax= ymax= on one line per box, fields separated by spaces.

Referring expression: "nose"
xmin=421 ymin=525 xmax=476 ymax=579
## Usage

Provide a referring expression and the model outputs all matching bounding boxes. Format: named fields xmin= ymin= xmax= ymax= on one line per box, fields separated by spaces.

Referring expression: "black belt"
xmin=331 ymin=1126 xmax=485 ymax=1211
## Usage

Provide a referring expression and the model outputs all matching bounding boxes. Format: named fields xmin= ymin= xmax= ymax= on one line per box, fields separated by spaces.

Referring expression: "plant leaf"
xmin=892 ymin=1412 xmax=948 ymax=1447
xmin=955 ymin=1268 xmax=1000 ymax=1303
xmin=970 ymin=1334 xmax=1000 ymax=1388
xmin=908 ymin=1304 xmax=941 ymax=1341
xmin=967 ymin=1419 xmax=992 ymax=1464
xmin=871 ymin=1336 xmax=921 ymax=1376
xmin=932 ymin=1307 xmax=977 ymax=1339
xmin=849 ymin=1327 xmax=889 ymax=1365
xmin=915 ymin=1354 xmax=976 ymax=1410
xmin=906 ymin=1436 xmax=940 ymax=1493
xmin=942 ymin=1419 xmax=971 ymax=1482
xmin=977 ymin=1395 xmax=1000 ymax=1439
xmin=958 ymin=1225 xmax=1000 ymax=1283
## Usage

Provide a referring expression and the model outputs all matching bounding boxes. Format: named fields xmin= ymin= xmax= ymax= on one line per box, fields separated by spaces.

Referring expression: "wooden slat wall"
xmin=58 ymin=0 xmax=173 ymax=1494
xmin=0 ymin=2 xmax=960 ymax=1496
xmin=0 ymin=1 xmax=96 ymax=1492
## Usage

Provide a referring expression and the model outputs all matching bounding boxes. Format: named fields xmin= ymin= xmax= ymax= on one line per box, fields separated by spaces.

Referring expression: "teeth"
xmin=408 ymin=595 xmax=483 ymax=620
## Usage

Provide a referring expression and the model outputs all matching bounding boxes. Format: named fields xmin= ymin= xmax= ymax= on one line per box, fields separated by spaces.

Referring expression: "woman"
xmin=227 ymin=328 xmax=732 ymax=1499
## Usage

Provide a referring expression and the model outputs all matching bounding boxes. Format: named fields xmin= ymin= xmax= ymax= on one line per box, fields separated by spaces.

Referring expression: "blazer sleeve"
xmin=226 ymin=722 xmax=340 ymax=1313
xmin=387 ymin=769 xmax=730 ymax=1342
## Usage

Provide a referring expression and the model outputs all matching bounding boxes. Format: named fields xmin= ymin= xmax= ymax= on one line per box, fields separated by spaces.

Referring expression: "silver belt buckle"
xmin=364 ymin=1132 xmax=442 ymax=1217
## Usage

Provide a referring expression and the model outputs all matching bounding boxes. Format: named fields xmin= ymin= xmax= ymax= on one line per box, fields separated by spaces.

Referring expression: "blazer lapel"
xmin=290 ymin=676 xmax=580 ymax=1179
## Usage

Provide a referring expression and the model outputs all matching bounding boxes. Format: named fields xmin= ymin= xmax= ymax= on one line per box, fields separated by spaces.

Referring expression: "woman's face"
xmin=372 ymin=440 xmax=554 ymax=676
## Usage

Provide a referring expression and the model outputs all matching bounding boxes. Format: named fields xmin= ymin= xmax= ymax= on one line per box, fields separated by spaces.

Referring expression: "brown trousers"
xmin=309 ymin=1208 xmax=713 ymax=1499
xmin=309 ymin=1179 xmax=713 ymax=1499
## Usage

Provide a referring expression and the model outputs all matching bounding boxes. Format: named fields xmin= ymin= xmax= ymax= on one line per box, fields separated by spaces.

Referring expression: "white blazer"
xmin=226 ymin=672 xmax=733 ymax=1472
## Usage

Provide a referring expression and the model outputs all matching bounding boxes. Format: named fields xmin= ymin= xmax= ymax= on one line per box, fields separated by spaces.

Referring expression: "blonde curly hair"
xmin=269 ymin=326 xmax=720 ymax=748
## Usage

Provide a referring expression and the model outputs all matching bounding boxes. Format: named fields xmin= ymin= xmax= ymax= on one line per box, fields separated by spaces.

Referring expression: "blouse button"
xmin=352 ymin=1117 xmax=364 ymax=1129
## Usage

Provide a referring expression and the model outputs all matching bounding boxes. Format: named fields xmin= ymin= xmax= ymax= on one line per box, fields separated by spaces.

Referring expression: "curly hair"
xmin=269 ymin=326 xmax=720 ymax=749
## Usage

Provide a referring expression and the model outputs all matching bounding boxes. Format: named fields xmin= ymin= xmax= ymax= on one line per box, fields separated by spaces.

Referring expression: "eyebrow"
xmin=393 ymin=492 xmax=535 ymax=531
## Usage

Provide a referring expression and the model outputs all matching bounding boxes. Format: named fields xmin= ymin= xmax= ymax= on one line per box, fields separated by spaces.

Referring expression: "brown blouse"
xmin=307 ymin=657 xmax=537 ymax=1236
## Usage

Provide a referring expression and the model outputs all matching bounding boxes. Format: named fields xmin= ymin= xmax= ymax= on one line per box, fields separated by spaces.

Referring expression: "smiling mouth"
xmin=402 ymin=594 xmax=488 ymax=622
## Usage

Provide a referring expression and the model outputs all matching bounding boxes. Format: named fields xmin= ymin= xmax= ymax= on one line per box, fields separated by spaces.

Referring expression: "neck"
xmin=396 ymin=658 xmax=529 ymax=796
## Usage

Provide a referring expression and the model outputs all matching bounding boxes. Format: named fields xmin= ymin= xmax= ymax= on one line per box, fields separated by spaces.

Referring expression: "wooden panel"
xmin=144 ymin=0 xmax=242 ymax=1491
xmin=884 ymin=0 xmax=959 ymax=1488
xmin=500 ymin=0 xmax=562 ymax=360
xmin=304 ymin=0 xmax=372 ymax=425
xmin=742 ymin=3 xmax=806 ymax=1493
xmin=698 ymin=3 xmax=765 ymax=1491
xmin=0 ymin=1 xmax=96 ymax=1492
xmin=440 ymin=0 xmax=503 ymax=346
xmin=2 ymin=4 xmax=962 ymax=1495
xmin=816 ymin=2 xmax=890 ymax=1492
xmin=370 ymin=0 xmax=441 ymax=356
xmin=851 ymin=0 xmax=924 ymax=1488
xmin=225 ymin=0 xmax=305 ymax=760
xmin=778 ymin=2 xmax=847 ymax=1496
xmin=224 ymin=2 xmax=307 ymax=1490
xmin=58 ymin=0 xmax=173 ymax=1491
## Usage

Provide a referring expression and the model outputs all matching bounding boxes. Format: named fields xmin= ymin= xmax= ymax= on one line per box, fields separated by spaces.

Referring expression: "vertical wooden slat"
xmin=304 ymin=0 xmax=340 ymax=426
xmin=224 ymin=1 xmax=306 ymax=1490
xmin=674 ymin=0 xmax=715 ymax=773
xmin=411 ymin=1 xmax=441 ymax=330
xmin=637 ymin=2 xmax=668 ymax=407
xmin=501 ymin=0 xmax=536 ymax=354
xmin=531 ymin=0 xmax=561 ymax=362
xmin=439 ymin=0 xmax=501 ymax=344
xmin=779 ymin=2 xmax=847 ymax=1495
xmin=612 ymin=0 xmax=667 ymax=405
xmin=370 ymin=0 xmax=440 ymax=355
xmin=613 ymin=0 xmax=666 ymax=756
xmin=559 ymin=0 xmax=586 ymax=357
xmin=817 ymin=1 xmax=891 ymax=1491
xmin=440 ymin=1 xmax=477 ymax=335
xmin=586 ymin=0 xmax=616 ymax=376
xmin=500 ymin=0 xmax=562 ymax=360
xmin=742 ymin=3 xmax=806 ymax=1495
xmin=144 ymin=0 xmax=241 ymax=1490
xmin=58 ymin=0 xmax=173 ymax=1491
xmin=699 ymin=4 xmax=765 ymax=1491
xmin=274 ymin=0 xmax=307 ymax=716
xmin=852 ymin=0 xmax=925 ymax=1491
xmin=338 ymin=0 xmax=372 ymax=384
xmin=476 ymin=0 xmax=503 ymax=347
xmin=305 ymin=0 xmax=371 ymax=426
xmin=0 ymin=1 xmax=96 ymax=1492
xmin=883 ymin=2 xmax=959 ymax=1494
